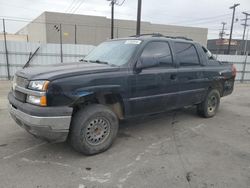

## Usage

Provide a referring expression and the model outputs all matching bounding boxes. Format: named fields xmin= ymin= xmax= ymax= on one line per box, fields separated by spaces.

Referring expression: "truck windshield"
xmin=84 ymin=40 xmax=141 ymax=66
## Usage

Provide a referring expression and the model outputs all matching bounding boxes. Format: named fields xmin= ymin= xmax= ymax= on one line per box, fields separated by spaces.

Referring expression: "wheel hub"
xmin=208 ymin=95 xmax=217 ymax=113
xmin=85 ymin=117 xmax=110 ymax=145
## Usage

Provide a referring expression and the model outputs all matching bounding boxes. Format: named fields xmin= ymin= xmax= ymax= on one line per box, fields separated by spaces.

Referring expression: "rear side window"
xmin=174 ymin=42 xmax=200 ymax=66
xmin=141 ymin=41 xmax=173 ymax=66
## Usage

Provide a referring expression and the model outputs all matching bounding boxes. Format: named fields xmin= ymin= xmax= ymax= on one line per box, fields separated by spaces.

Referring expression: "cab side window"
xmin=174 ymin=42 xmax=200 ymax=66
xmin=141 ymin=41 xmax=173 ymax=67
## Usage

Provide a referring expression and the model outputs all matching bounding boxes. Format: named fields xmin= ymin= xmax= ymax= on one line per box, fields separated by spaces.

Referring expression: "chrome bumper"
xmin=9 ymin=104 xmax=72 ymax=142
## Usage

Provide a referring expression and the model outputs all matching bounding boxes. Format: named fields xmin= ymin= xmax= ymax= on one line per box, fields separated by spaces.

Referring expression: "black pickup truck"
xmin=8 ymin=34 xmax=236 ymax=155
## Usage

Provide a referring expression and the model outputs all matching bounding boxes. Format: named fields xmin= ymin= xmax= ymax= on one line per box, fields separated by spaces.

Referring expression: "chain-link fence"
xmin=0 ymin=41 xmax=95 ymax=80
xmin=0 ymin=18 xmax=97 ymax=80
xmin=216 ymin=54 xmax=249 ymax=82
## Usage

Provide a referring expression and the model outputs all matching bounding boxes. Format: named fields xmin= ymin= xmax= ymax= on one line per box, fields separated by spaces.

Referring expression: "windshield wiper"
xmin=86 ymin=59 xmax=117 ymax=67
xmin=89 ymin=60 xmax=109 ymax=65
xmin=79 ymin=59 xmax=88 ymax=62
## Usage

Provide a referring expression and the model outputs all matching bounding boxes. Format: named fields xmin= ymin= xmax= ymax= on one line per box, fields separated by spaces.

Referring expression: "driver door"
xmin=128 ymin=41 xmax=179 ymax=116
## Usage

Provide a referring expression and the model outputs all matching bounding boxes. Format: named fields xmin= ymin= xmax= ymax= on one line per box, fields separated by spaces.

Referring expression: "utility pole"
xmin=136 ymin=0 xmax=142 ymax=35
xmin=75 ymin=24 xmax=77 ymax=44
xmin=107 ymin=0 xmax=116 ymax=39
xmin=107 ymin=0 xmax=125 ymax=39
xmin=3 ymin=19 xmax=10 ymax=80
xmin=241 ymin=12 xmax=250 ymax=41
xmin=111 ymin=0 xmax=115 ymax=39
xmin=218 ymin=22 xmax=227 ymax=54
xmin=59 ymin=24 xmax=63 ymax=63
xmin=241 ymin=29 xmax=249 ymax=82
xmin=227 ymin=3 xmax=240 ymax=54
xmin=219 ymin=22 xmax=227 ymax=39
xmin=243 ymin=29 xmax=249 ymax=55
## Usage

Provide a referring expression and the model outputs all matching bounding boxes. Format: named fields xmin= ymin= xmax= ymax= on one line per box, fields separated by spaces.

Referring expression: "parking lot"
xmin=0 ymin=81 xmax=250 ymax=188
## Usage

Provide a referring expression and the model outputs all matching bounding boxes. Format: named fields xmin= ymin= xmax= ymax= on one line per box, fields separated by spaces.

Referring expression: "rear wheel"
xmin=197 ymin=89 xmax=220 ymax=118
xmin=69 ymin=104 xmax=119 ymax=155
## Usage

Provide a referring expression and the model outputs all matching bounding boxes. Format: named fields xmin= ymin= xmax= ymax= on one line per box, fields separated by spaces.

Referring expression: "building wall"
xmin=0 ymin=34 xmax=28 ymax=42
xmin=208 ymin=39 xmax=250 ymax=55
xmin=44 ymin=12 xmax=112 ymax=45
xmin=17 ymin=13 xmax=47 ymax=43
xmin=18 ymin=11 xmax=208 ymax=46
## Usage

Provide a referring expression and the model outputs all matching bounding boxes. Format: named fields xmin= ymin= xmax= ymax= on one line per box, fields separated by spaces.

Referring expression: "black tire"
xmin=69 ymin=104 xmax=119 ymax=155
xmin=197 ymin=89 xmax=220 ymax=118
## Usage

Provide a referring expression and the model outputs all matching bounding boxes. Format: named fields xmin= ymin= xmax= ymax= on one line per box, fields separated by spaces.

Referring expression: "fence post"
xmin=241 ymin=52 xmax=248 ymax=83
xmin=241 ymin=29 xmax=249 ymax=83
xmin=3 ymin=19 xmax=10 ymax=80
xmin=75 ymin=24 xmax=77 ymax=44
xmin=59 ymin=24 xmax=63 ymax=63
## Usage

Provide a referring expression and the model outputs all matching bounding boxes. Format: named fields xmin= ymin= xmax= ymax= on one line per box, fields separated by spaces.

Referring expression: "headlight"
xmin=28 ymin=80 xmax=49 ymax=91
xmin=12 ymin=75 xmax=17 ymax=90
xmin=27 ymin=80 xmax=49 ymax=106
xmin=27 ymin=95 xmax=47 ymax=106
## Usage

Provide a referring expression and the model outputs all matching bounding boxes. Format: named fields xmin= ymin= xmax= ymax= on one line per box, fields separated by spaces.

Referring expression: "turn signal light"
xmin=40 ymin=96 xmax=47 ymax=106
xmin=232 ymin=64 xmax=237 ymax=77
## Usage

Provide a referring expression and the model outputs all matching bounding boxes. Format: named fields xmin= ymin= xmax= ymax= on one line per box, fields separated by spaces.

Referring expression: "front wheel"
xmin=197 ymin=89 xmax=220 ymax=118
xmin=69 ymin=104 xmax=119 ymax=155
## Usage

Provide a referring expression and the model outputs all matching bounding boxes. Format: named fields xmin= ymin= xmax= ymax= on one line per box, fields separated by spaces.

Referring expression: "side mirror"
xmin=211 ymin=54 xmax=216 ymax=60
xmin=136 ymin=56 xmax=158 ymax=70
xmin=206 ymin=51 xmax=216 ymax=60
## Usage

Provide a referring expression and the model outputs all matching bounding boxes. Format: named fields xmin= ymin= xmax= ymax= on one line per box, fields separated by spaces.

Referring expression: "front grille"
xmin=13 ymin=76 xmax=29 ymax=102
xmin=13 ymin=90 xmax=26 ymax=102
xmin=16 ymin=76 xmax=29 ymax=88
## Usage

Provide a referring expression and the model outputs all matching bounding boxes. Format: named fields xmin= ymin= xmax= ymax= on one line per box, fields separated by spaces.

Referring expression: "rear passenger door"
xmin=173 ymin=42 xmax=206 ymax=107
xmin=129 ymin=41 xmax=179 ymax=115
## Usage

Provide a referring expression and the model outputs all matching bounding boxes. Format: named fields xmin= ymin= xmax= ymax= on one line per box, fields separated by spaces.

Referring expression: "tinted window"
xmin=141 ymin=41 xmax=173 ymax=66
xmin=174 ymin=42 xmax=200 ymax=66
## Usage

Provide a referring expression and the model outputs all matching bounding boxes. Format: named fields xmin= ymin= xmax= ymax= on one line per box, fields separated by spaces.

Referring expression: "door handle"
xmin=170 ymin=74 xmax=177 ymax=80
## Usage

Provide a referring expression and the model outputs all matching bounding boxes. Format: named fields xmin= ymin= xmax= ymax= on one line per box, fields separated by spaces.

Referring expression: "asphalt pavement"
xmin=0 ymin=81 xmax=250 ymax=188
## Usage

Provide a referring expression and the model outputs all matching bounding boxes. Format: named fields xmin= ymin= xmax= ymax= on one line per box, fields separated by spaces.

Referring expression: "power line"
xmin=1 ymin=12 xmax=231 ymax=28
xmin=71 ymin=0 xmax=85 ymax=14
xmin=1 ymin=16 xmax=240 ymax=36
xmin=1 ymin=0 xmax=250 ymax=25
xmin=0 ymin=17 xmax=117 ymax=29
xmin=117 ymin=0 xmax=126 ymax=6
xmin=65 ymin=0 xmax=79 ymax=13
xmin=0 ymin=16 xmax=142 ymax=32
xmin=169 ymin=13 xmax=233 ymax=25
xmin=2 ymin=9 xmax=244 ymax=29
xmin=1 ymin=7 xmax=246 ymax=36
xmin=68 ymin=0 xmax=82 ymax=13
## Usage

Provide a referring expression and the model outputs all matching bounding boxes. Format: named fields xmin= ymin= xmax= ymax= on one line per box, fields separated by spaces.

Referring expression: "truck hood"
xmin=16 ymin=62 xmax=119 ymax=80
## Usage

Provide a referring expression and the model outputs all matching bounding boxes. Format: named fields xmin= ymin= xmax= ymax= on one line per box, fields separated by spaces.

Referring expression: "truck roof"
xmin=110 ymin=33 xmax=198 ymax=44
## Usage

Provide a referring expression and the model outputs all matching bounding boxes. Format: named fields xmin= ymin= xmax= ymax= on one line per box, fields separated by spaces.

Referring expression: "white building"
xmin=17 ymin=11 xmax=208 ymax=46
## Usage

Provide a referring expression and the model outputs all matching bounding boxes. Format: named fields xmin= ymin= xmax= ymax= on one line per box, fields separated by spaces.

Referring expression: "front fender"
xmin=70 ymin=85 xmax=122 ymax=106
